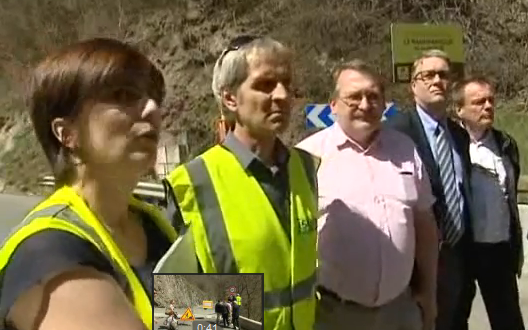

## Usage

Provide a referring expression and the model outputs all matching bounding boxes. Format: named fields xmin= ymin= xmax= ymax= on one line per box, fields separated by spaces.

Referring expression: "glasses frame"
xmin=413 ymin=69 xmax=452 ymax=82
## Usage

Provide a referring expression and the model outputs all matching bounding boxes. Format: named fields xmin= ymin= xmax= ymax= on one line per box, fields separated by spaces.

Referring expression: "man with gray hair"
xmin=385 ymin=49 xmax=474 ymax=330
xmin=454 ymin=77 xmax=524 ymax=330
xmin=161 ymin=35 xmax=319 ymax=330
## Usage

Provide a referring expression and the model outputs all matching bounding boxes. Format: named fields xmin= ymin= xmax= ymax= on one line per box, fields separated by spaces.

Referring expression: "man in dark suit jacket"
xmin=385 ymin=49 xmax=474 ymax=330
xmin=453 ymin=77 xmax=524 ymax=330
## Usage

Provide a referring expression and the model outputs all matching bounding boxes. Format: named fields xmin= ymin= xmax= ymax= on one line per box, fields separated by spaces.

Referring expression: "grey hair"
xmin=211 ymin=37 xmax=292 ymax=104
xmin=411 ymin=49 xmax=451 ymax=78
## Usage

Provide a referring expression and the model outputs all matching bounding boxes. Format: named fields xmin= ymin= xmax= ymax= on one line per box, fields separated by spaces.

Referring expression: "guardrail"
xmin=40 ymin=176 xmax=166 ymax=200
xmin=239 ymin=316 xmax=262 ymax=330
xmin=518 ymin=176 xmax=528 ymax=204
xmin=40 ymin=175 xmax=528 ymax=205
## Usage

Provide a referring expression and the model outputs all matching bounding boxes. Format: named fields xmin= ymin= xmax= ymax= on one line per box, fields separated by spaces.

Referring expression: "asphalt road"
xmin=0 ymin=193 xmax=42 ymax=241
xmin=153 ymin=306 xmax=233 ymax=330
xmin=1 ymin=193 xmax=527 ymax=328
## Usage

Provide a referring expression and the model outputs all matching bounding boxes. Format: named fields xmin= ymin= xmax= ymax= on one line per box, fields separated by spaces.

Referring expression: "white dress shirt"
xmin=469 ymin=131 xmax=513 ymax=243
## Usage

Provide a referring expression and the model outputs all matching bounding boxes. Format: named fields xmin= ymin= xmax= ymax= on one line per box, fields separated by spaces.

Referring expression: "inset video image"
xmin=154 ymin=274 xmax=263 ymax=330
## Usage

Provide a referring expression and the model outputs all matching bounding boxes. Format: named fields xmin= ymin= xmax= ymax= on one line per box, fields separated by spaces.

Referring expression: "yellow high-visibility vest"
xmin=0 ymin=186 xmax=177 ymax=329
xmin=166 ymin=145 xmax=319 ymax=330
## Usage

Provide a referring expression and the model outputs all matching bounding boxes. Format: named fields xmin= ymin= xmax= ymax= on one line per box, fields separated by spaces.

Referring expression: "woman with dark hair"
xmin=0 ymin=38 xmax=177 ymax=330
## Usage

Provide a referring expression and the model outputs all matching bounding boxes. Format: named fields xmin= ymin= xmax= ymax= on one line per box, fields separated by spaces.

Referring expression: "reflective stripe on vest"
xmin=294 ymin=148 xmax=318 ymax=195
xmin=181 ymin=146 xmax=318 ymax=312
xmin=263 ymin=272 xmax=316 ymax=310
xmin=6 ymin=204 xmax=127 ymax=286
xmin=0 ymin=187 xmax=172 ymax=329
xmin=184 ymin=156 xmax=238 ymax=273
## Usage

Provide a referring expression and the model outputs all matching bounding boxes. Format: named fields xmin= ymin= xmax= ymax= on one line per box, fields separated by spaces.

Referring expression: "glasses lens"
xmin=418 ymin=70 xmax=450 ymax=81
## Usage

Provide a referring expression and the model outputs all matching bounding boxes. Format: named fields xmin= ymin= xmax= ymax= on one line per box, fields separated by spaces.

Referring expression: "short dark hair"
xmin=330 ymin=59 xmax=385 ymax=100
xmin=29 ymin=38 xmax=165 ymax=186
xmin=452 ymin=76 xmax=494 ymax=107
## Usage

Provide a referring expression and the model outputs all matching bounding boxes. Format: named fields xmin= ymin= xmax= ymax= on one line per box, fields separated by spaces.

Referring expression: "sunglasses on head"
xmin=217 ymin=35 xmax=261 ymax=66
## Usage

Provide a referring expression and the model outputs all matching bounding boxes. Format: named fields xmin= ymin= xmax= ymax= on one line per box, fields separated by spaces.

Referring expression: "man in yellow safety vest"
xmin=157 ymin=35 xmax=319 ymax=330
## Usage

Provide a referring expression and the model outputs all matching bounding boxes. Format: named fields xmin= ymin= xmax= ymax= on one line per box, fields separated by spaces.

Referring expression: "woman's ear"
xmin=51 ymin=118 xmax=78 ymax=149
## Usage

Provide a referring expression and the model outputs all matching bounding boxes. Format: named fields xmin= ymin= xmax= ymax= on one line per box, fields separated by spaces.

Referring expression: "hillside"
xmin=154 ymin=274 xmax=210 ymax=308
xmin=1 ymin=0 xmax=528 ymax=193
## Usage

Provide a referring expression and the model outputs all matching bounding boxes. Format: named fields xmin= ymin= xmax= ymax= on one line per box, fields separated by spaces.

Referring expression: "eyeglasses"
xmin=217 ymin=35 xmax=261 ymax=67
xmin=413 ymin=70 xmax=451 ymax=82
xmin=337 ymin=92 xmax=383 ymax=108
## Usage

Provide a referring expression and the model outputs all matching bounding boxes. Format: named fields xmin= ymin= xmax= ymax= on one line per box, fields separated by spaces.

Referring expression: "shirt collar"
xmin=459 ymin=122 xmax=492 ymax=145
xmin=222 ymin=132 xmax=289 ymax=169
xmin=472 ymin=129 xmax=494 ymax=147
xmin=416 ymin=104 xmax=447 ymax=133
xmin=331 ymin=122 xmax=383 ymax=153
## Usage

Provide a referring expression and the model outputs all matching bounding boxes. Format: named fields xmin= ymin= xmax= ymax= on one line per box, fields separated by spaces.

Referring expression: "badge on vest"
xmin=298 ymin=218 xmax=316 ymax=234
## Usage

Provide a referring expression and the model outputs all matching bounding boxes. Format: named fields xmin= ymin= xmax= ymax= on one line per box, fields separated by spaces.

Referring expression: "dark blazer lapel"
xmin=446 ymin=119 xmax=472 ymax=223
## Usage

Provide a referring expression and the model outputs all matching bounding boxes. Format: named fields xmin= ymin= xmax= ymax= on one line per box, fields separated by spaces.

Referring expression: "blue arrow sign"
xmin=382 ymin=102 xmax=398 ymax=121
xmin=306 ymin=102 xmax=399 ymax=128
xmin=305 ymin=104 xmax=335 ymax=128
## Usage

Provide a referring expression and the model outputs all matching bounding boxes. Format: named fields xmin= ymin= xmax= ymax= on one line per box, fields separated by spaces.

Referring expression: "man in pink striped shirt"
xmin=297 ymin=60 xmax=439 ymax=330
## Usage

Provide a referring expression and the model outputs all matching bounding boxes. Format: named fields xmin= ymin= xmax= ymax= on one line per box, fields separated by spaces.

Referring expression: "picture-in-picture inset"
xmin=153 ymin=274 xmax=263 ymax=330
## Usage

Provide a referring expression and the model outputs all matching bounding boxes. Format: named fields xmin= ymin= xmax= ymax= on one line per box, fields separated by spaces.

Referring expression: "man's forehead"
xmin=247 ymin=57 xmax=292 ymax=77
xmin=416 ymin=56 xmax=449 ymax=70
xmin=337 ymin=69 xmax=379 ymax=91
xmin=465 ymin=82 xmax=493 ymax=96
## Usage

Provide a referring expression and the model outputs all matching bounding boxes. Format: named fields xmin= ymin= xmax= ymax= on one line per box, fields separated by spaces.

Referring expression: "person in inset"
xmin=222 ymin=299 xmax=230 ymax=327
xmin=454 ymin=77 xmax=524 ymax=330
xmin=297 ymin=59 xmax=438 ymax=330
xmin=164 ymin=299 xmax=176 ymax=326
xmin=215 ymin=299 xmax=223 ymax=325
xmin=231 ymin=300 xmax=240 ymax=330
xmin=236 ymin=293 xmax=242 ymax=307
xmin=385 ymin=49 xmax=474 ymax=330
xmin=161 ymin=35 xmax=319 ymax=330
xmin=0 ymin=38 xmax=177 ymax=330
xmin=226 ymin=296 xmax=233 ymax=326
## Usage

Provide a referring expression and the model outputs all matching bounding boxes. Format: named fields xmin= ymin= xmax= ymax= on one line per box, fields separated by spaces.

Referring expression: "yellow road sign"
xmin=203 ymin=300 xmax=214 ymax=309
xmin=390 ymin=23 xmax=465 ymax=82
xmin=180 ymin=307 xmax=195 ymax=321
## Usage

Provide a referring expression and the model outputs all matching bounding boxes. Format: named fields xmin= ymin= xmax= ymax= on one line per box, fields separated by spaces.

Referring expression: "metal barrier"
xmin=239 ymin=316 xmax=262 ymax=330
xmin=40 ymin=176 xmax=166 ymax=200
xmin=518 ymin=176 xmax=528 ymax=204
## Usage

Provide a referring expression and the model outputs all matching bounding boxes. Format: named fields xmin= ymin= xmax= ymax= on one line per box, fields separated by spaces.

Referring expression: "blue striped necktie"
xmin=434 ymin=123 xmax=464 ymax=244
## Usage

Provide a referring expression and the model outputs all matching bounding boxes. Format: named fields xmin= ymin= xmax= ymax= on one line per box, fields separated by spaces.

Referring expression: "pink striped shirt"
xmin=297 ymin=123 xmax=435 ymax=306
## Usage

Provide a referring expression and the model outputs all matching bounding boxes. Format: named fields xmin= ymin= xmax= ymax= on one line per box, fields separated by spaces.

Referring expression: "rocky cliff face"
xmin=2 ymin=0 xmax=528 ymax=192
xmin=154 ymin=274 xmax=210 ymax=308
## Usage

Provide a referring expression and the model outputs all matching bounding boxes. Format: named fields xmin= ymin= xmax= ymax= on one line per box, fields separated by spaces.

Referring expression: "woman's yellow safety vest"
xmin=0 ymin=186 xmax=177 ymax=329
xmin=166 ymin=145 xmax=319 ymax=330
